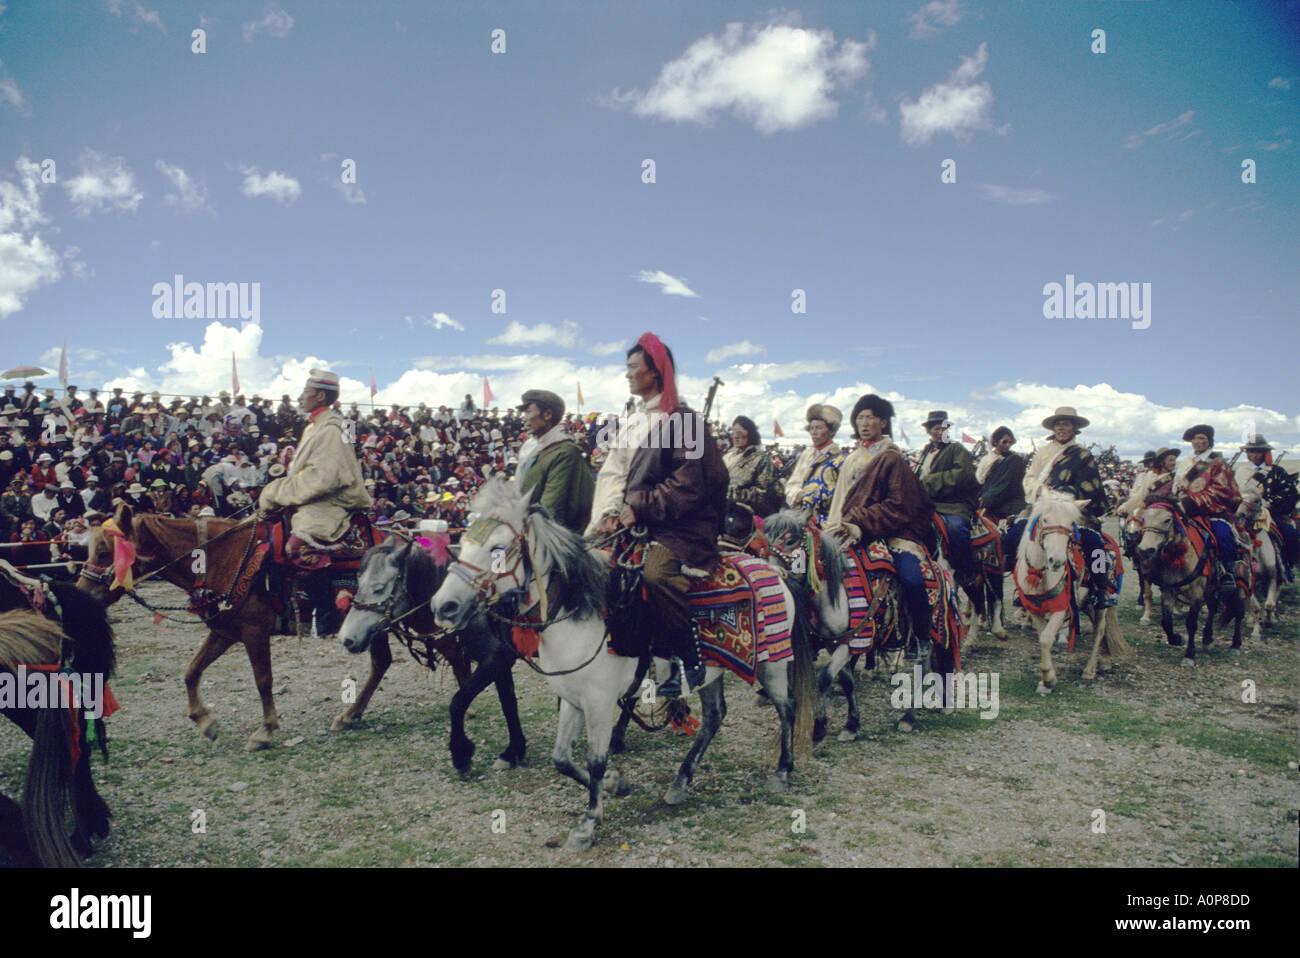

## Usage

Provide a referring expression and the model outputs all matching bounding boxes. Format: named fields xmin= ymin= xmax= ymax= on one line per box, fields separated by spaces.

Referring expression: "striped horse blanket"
xmin=689 ymin=553 xmax=792 ymax=685
xmin=844 ymin=541 xmax=964 ymax=660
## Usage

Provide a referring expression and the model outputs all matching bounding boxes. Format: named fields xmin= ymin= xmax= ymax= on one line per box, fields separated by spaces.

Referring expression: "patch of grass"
xmin=1223 ymin=854 xmax=1296 ymax=868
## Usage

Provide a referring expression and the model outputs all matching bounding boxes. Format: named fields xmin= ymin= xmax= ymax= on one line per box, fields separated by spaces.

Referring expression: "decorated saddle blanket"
xmin=263 ymin=512 xmax=381 ymax=571
xmin=841 ymin=540 xmax=897 ymax=654
xmin=688 ymin=553 xmax=792 ymax=685
xmin=970 ymin=512 xmax=1004 ymax=571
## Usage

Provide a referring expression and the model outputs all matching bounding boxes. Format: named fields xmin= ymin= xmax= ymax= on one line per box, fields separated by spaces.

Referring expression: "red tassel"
xmin=511 ymin=626 xmax=541 ymax=659
xmin=335 ymin=590 xmax=352 ymax=611
xmin=152 ymin=612 xmax=164 ymax=625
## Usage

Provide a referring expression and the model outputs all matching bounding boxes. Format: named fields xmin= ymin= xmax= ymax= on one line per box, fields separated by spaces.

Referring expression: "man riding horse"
xmin=1241 ymin=434 xmax=1298 ymax=572
xmin=586 ymin=333 xmax=728 ymax=697
xmin=977 ymin=425 xmax=1026 ymax=555
xmin=1117 ymin=450 xmax=1160 ymax=519
xmin=514 ymin=389 xmax=593 ymax=533
xmin=917 ymin=410 xmax=979 ymax=593
xmin=257 ymin=368 xmax=371 ymax=635
xmin=784 ymin=404 xmax=844 ymax=521
xmin=1172 ymin=424 xmax=1243 ymax=593
xmin=826 ymin=394 xmax=935 ymax=645
xmin=1015 ymin=406 xmax=1113 ymax=604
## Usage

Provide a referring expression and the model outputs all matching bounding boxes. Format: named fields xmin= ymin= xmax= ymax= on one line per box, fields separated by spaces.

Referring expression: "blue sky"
xmin=1 ymin=0 xmax=1297 ymax=456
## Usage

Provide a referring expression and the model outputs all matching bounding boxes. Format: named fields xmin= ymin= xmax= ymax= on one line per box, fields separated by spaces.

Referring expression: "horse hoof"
xmin=330 ymin=712 xmax=356 ymax=732
xmin=993 ymin=628 xmax=1008 ymax=640
xmin=1229 ymin=647 xmax=1242 ymax=656
xmin=604 ymin=770 xmax=632 ymax=798
xmin=492 ymin=758 xmax=515 ymax=772
xmin=766 ymin=773 xmax=790 ymax=794
xmin=245 ymin=731 xmax=274 ymax=751
xmin=663 ymin=784 xmax=690 ymax=806
xmin=609 ymin=736 xmax=626 ymax=755
xmin=1036 ymin=681 xmax=1054 ymax=696
xmin=897 ymin=718 xmax=914 ymax=733
xmin=1081 ymin=668 xmax=1097 ymax=681
xmin=562 ymin=829 xmax=595 ymax=852
xmin=1098 ymin=661 xmax=1113 ymax=673
xmin=1140 ymin=615 xmax=1152 ymax=626
xmin=195 ymin=716 xmax=219 ymax=740
xmin=812 ymin=719 xmax=828 ymax=744
xmin=1167 ymin=636 xmax=1183 ymax=647
xmin=1181 ymin=658 xmax=1196 ymax=668
xmin=837 ymin=729 xmax=857 ymax=743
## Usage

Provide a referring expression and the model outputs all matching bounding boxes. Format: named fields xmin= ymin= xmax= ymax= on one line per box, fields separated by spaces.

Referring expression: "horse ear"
xmin=115 ymin=501 xmax=134 ymax=536
xmin=1075 ymin=498 xmax=1090 ymax=512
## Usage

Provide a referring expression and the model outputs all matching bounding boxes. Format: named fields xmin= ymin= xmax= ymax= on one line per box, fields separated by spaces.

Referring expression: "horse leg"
xmin=448 ymin=653 xmax=504 ymax=775
xmin=561 ymin=697 xmax=619 ymax=852
xmin=332 ymin=635 xmax=393 ymax=731
xmin=1183 ymin=600 xmax=1201 ymax=665
xmin=1202 ymin=592 xmax=1216 ymax=648
xmin=185 ymin=629 xmax=237 ymax=740
xmin=1139 ymin=572 xmax=1153 ymax=625
xmin=1037 ymin=610 xmax=1064 ymax=694
xmin=610 ymin=654 xmax=650 ymax=755
xmin=242 ymin=627 xmax=280 ymax=751
xmin=492 ymin=656 xmax=527 ymax=770
xmin=1081 ymin=607 xmax=1106 ymax=680
xmin=814 ymin=644 xmax=850 ymax=744
xmin=988 ymin=573 xmax=1007 ymax=638
xmin=835 ymin=649 xmax=860 ymax=742
xmin=1162 ymin=594 xmax=1180 ymax=646
xmin=664 ymin=677 xmax=727 ymax=805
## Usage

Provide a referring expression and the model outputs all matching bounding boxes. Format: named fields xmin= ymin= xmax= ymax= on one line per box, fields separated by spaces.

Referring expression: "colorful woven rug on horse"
xmin=1015 ymin=536 xmax=1085 ymax=649
xmin=922 ymin=549 xmax=965 ymax=661
xmin=971 ymin=512 xmax=1004 ymax=574
xmin=841 ymin=541 xmax=897 ymax=654
xmin=688 ymin=553 xmax=791 ymax=685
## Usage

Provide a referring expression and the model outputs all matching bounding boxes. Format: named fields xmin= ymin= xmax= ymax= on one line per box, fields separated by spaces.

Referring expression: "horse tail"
xmin=50 ymin=580 xmax=117 ymax=681
xmin=1101 ymin=606 xmax=1130 ymax=659
xmin=787 ymin=588 xmax=817 ymax=756
xmin=23 ymin=704 xmax=79 ymax=867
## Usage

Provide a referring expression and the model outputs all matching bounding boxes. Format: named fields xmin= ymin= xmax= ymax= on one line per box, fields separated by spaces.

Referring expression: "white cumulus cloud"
xmin=155 ymin=159 xmax=211 ymax=213
xmin=104 ymin=0 xmax=165 ymax=33
xmin=907 ymin=0 xmax=965 ymax=39
xmin=63 ymin=150 xmax=143 ymax=216
xmin=900 ymin=42 xmax=1000 ymax=146
xmin=706 ymin=340 xmax=765 ymax=363
xmin=977 ymin=183 xmax=1059 ymax=205
xmin=488 ymin=320 xmax=579 ymax=348
xmin=616 ymin=19 xmax=873 ymax=133
xmin=636 ymin=269 xmax=699 ymax=298
xmin=243 ymin=5 xmax=294 ymax=42
xmin=239 ymin=166 xmax=301 ymax=206
xmin=0 ymin=158 xmax=63 ymax=318
xmin=425 ymin=312 xmax=464 ymax=332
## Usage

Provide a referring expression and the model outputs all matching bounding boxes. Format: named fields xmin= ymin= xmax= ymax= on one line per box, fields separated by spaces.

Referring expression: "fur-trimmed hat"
xmin=1182 ymin=424 xmax=1214 ymax=444
xmin=1241 ymin=434 xmax=1273 ymax=453
xmin=805 ymin=403 xmax=842 ymax=434
xmin=850 ymin=394 xmax=895 ymax=439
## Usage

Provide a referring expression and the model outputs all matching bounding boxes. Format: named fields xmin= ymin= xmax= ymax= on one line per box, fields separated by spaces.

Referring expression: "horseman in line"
xmin=1241 ymin=434 xmax=1298 ymax=575
xmin=916 ymin=410 xmax=979 ymax=594
xmin=1013 ymin=406 xmax=1113 ymax=604
xmin=586 ymin=333 xmax=728 ymax=698
xmin=257 ymin=368 xmax=372 ymax=635
xmin=1171 ymin=424 xmax=1243 ymax=593
xmin=784 ymin=404 xmax=843 ymax=521
xmin=976 ymin=425 xmax=1026 ymax=554
xmin=514 ymin=389 xmax=593 ymax=533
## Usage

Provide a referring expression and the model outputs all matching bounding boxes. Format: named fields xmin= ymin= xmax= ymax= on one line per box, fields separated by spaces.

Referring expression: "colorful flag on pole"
xmin=232 ymin=352 xmax=240 ymax=395
xmin=962 ymin=431 xmax=977 ymax=444
xmin=483 ymin=375 xmax=494 ymax=406
xmin=369 ymin=366 xmax=378 ymax=399
xmin=577 ymin=381 xmax=584 ymax=407
xmin=899 ymin=426 xmax=910 ymax=447
xmin=58 ymin=338 xmax=68 ymax=387
xmin=773 ymin=420 xmax=784 ymax=438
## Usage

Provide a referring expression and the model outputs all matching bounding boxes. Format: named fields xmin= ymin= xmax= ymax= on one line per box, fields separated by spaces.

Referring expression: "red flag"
xmin=483 ymin=375 xmax=494 ymax=406
xmin=369 ymin=366 xmax=377 ymax=399
xmin=773 ymin=420 xmax=784 ymax=437
xmin=58 ymin=338 xmax=68 ymax=387
xmin=577 ymin=382 xmax=584 ymax=407
xmin=231 ymin=352 xmax=240 ymax=395
xmin=962 ymin=431 xmax=977 ymax=444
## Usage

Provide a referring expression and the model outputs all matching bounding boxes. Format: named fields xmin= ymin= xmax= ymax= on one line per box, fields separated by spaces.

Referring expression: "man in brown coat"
xmin=829 ymin=394 xmax=935 ymax=643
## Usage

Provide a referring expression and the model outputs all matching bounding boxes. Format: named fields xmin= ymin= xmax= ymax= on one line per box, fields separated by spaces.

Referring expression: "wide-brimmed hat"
xmin=127 ymin=482 xmax=147 ymax=494
xmin=150 ymin=478 xmax=167 ymax=488
xmin=1141 ymin=449 xmax=1158 ymax=463
xmin=1155 ymin=447 xmax=1180 ymax=462
xmin=36 ymin=452 xmax=52 ymax=463
xmin=1182 ymin=424 xmax=1214 ymax=443
xmin=805 ymin=403 xmax=842 ymax=433
xmin=1241 ymin=434 xmax=1273 ymax=453
xmin=922 ymin=410 xmax=950 ymax=428
xmin=1041 ymin=406 xmax=1090 ymax=431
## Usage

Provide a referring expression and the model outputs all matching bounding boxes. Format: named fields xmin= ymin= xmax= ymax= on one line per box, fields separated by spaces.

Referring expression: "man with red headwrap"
xmin=587 ymin=333 xmax=728 ymax=697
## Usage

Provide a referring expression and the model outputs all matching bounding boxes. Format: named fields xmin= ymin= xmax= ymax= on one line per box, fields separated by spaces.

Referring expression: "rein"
xmin=1144 ymin=502 xmax=1212 ymax=590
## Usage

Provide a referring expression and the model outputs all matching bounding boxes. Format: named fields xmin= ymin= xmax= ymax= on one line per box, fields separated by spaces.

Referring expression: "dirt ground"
xmin=2 ymin=528 xmax=1296 ymax=868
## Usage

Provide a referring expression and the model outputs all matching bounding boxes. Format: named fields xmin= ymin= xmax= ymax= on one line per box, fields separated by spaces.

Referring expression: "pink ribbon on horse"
xmin=102 ymin=518 xmax=137 ymax=591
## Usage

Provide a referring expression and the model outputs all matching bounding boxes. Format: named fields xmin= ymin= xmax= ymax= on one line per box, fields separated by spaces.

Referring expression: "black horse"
xmin=0 ymin=571 xmax=116 ymax=863
xmin=337 ymin=536 xmax=527 ymax=774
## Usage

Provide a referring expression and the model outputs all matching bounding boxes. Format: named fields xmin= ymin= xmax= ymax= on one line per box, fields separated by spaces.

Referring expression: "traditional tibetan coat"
xmin=838 ymin=440 xmax=934 ymax=547
xmin=259 ymin=407 xmax=371 ymax=542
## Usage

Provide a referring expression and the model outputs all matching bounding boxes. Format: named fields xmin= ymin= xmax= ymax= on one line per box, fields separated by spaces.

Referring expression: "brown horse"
xmin=78 ymin=503 xmax=382 ymax=750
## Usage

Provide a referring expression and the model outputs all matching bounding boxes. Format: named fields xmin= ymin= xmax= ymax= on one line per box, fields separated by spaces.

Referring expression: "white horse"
xmin=1238 ymin=494 xmax=1282 ymax=635
xmin=1013 ymin=490 xmax=1127 ymax=694
xmin=431 ymin=478 xmax=813 ymax=851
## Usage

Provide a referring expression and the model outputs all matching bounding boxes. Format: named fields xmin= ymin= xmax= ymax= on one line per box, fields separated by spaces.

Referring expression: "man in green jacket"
xmin=514 ymin=390 xmax=593 ymax=534
xmin=916 ymin=410 xmax=979 ymax=589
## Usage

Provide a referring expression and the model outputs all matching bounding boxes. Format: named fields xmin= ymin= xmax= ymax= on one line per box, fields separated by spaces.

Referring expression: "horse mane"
xmin=763 ymin=509 xmax=846 ymax=583
xmin=470 ymin=476 xmax=607 ymax=618
xmin=0 ymin=609 xmax=65 ymax=672
xmin=1018 ymin=489 xmax=1084 ymax=564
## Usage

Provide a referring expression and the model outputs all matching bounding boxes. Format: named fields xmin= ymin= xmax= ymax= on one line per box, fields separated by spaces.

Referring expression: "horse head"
xmin=431 ymin=476 xmax=605 ymax=632
xmin=340 ymin=536 xmax=432 ymax=653
xmin=1137 ymin=497 xmax=1180 ymax=565
xmin=76 ymin=502 xmax=139 ymax=605
xmin=1021 ymin=489 xmax=1085 ymax=576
